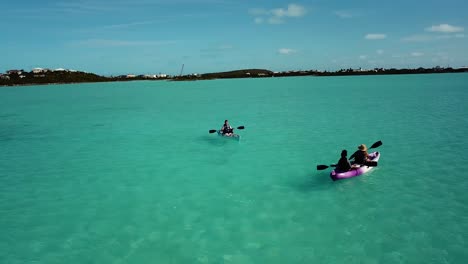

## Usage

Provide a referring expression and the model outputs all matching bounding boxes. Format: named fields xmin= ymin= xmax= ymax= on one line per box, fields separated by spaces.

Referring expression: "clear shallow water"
xmin=1 ymin=74 xmax=467 ymax=263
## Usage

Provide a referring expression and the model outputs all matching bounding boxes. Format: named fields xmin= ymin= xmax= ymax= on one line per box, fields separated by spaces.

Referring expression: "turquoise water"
xmin=1 ymin=74 xmax=468 ymax=263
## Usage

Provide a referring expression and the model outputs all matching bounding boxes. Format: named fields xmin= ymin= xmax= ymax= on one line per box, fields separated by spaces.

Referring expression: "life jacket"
xmin=222 ymin=125 xmax=233 ymax=134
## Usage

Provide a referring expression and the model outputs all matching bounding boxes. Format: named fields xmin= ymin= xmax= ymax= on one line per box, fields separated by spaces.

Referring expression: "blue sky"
xmin=1 ymin=0 xmax=467 ymax=75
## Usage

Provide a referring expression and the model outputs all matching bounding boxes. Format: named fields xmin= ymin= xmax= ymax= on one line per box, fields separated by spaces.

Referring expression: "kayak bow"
xmin=217 ymin=130 xmax=241 ymax=141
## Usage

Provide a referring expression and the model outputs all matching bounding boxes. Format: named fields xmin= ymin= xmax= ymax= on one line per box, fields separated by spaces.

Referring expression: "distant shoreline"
xmin=1 ymin=67 xmax=467 ymax=87
xmin=172 ymin=67 xmax=468 ymax=81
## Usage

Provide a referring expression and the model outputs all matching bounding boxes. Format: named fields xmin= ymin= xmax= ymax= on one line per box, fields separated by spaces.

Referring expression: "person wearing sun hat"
xmin=349 ymin=144 xmax=369 ymax=165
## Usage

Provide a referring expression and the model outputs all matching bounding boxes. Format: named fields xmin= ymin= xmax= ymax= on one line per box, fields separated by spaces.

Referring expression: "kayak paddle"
xmin=209 ymin=126 xmax=245 ymax=133
xmin=316 ymin=140 xmax=382 ymax=170
xmin=369 ymin=140 xmax=382 ymax=149
xmin=317 ymin=164 xmax=335 ymax=170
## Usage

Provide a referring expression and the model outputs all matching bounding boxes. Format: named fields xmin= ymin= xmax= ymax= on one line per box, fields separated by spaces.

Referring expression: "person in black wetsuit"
xmin=336 ymin=150 xmax=352 ymax=172
xmin=220 ymin=120 xmax=234 ymax=136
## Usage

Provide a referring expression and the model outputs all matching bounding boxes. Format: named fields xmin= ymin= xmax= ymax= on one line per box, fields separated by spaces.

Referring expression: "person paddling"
xmin=336 ymin=150 xmax=352 ymax=172
xmin=220 ymin=120 xmax=234 ymax=136
xmin=349 ymin=144 xmax=369 ymax=165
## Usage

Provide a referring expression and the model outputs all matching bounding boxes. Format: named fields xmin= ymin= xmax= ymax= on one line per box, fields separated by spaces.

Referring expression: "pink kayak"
xmin=330 ymin=152 xmax=380 ymax=181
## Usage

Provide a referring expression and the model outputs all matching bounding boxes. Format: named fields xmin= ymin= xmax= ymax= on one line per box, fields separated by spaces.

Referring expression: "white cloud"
xmin=359 ymin=55 xmax=367 ymax=60
xmin=278 ymin=48 xmax=297 ymax=55
xmin=401 ymin=34 xmax=431 ymax=42
xmin=254 ymin=17 xmax=263 ymax=24
xmin=376 ymin=49 xmax=384 ymax=55
xmin=74 ymin=39 xmax=176 ymax=47
xmin=268 ymin=17 xmax=284 ymax=24
xmin=334 ymin=10 xmax=353 ymax=18
xmin=99 ymin=21 xmax=156 ymax=30
xmin=402 ymin=33 xmax=465 ymax=42
xmin=218 ymin=45 xmax=233 ymax=50
xmin=271 ymin=4 xmax=307 ymax=17
xmin=55 ymin=1 xmax=120 ymax=13
xmin=425 ymin=24 xmax=464 ymax=33
xmin=435 ymin=52 xmax=448 ymax=57
xmin=365 ymin=34 xmax=387 ymax=40
xmin=436 ymin=35 xmax=452 ymax=40
xmin=411 ymin=52 xmax=424 ymax=57
xmin=334 ymin=10 xmax=359 ymax=19
xmin=248 ymin=4 xmax=307 ymax=24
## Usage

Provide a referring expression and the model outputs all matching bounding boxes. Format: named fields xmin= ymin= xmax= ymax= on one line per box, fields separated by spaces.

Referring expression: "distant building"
xmin=54 ymin=68 xmax=66 ymax=72
xmin=0 ymin=74 xmax=10 ymax=80
xmin=7 ymin=69 xmax=23 ymax=75
xmin=32 ymin=68 xmax=46 ymax=73
xmin=126 ymin=74 xmax=136 ymax=78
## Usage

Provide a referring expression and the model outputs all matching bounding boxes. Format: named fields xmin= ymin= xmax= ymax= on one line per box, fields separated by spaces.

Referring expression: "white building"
xmin=32 ymin=68 xmax=50 ymax=73
xmin=7 ymin=69 xmax=23 ymax=75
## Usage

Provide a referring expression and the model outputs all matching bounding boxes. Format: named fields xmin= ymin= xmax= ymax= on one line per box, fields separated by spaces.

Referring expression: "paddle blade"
xmin=237 ymin=126 xmax=245 ymax=129
xmin=364 ymin=161 xmax=378 ymax=167
xmin=209 ymin=130 xmax=217 ymax=133
xmin=370 ymin=140 xmax=383 ymax=149
xmin=317 ymin=165 xmax=329 ymax=170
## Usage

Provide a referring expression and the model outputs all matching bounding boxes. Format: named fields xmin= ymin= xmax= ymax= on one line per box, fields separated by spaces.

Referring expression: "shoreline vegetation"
xmin=1 ymin=66 xmax=468 ymax=87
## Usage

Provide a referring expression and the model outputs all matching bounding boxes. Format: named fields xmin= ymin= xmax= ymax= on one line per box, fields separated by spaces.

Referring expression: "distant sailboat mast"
xmin=179 ymin=64 xmax=184 ymax=76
